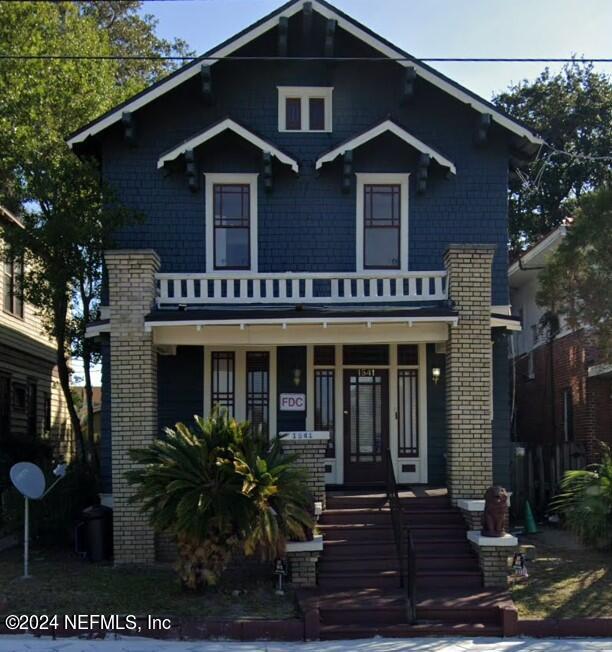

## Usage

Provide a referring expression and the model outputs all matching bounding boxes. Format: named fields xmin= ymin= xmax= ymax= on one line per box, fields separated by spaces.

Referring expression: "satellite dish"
xmin=10 ymin=462 xmax=46 ymax=500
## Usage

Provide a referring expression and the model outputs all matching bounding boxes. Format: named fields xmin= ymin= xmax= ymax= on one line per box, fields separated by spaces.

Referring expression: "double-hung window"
xmin=356 ymin=174 xmax=409 ymax=272
xmin=3 ymin=253 xmax=23 ymax=317
xmin=205 ymin=173 xmax=258 ymax=272
xmin=278 ymin=87 xmax=333 ymax=132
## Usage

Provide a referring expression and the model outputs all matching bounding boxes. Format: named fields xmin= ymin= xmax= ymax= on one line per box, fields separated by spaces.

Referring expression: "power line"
xmin=0 ymin=54 xmax=611 ymax=63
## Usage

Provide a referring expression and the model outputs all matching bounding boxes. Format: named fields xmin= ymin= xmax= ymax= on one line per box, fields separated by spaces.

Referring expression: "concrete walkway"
xmin=1 ymin=637 xmax=612 ymax=652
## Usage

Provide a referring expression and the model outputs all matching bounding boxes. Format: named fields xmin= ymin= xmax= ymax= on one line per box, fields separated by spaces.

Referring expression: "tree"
xmin=537 ymin=187 xmax=612 ymax=361
xmin=494 ymin=62 xmax=612 ymax=251
xmin=77 ymin=1 xmax=194 ymax=94
xmin=0 ymin=2 xmax=187 ymax=463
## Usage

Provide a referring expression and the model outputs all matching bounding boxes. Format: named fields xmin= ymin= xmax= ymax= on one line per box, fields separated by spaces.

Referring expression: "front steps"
xmin=310 ymin=490 xmax=510 ymax=639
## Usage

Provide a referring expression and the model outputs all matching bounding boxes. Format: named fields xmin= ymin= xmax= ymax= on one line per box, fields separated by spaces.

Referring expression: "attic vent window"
xmin=278 ymin=87 xmax=332 ymax=132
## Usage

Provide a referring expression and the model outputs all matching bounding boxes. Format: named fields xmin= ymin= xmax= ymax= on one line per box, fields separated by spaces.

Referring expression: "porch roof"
xmin=144 ymin=303 xmax=458 ymax=328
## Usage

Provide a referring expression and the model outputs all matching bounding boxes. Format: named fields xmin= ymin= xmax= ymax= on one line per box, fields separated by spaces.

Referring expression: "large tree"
xmin=537 ymin=187 xmax=612 ymax=361
xmin=494 ymin=62 xmax=612 ymax=251
xmin=0 ymin=2 xmax=191 ymax=463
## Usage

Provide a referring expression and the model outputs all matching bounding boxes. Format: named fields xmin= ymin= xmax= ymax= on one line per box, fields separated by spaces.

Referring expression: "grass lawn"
xmin=511 ymin=526 xmax=612 ymax=619
xmin=0 ymin=546 xmax=296 ymax=619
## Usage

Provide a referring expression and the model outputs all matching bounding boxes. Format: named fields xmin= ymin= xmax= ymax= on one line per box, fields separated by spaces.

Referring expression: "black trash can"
xmin=81 ymin=504 xmax=113 ymax=562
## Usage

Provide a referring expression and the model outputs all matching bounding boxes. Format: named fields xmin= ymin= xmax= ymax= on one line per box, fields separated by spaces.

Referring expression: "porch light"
xmin=432 ymin=367 xmax=441 ymax=384
xmin=293 ymin=367 xmax=302 ymax=386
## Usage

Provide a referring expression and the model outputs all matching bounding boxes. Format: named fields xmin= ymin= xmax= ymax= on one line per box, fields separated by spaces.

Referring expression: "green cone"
xmin=524 ymin=500 xmax=538 ymax=534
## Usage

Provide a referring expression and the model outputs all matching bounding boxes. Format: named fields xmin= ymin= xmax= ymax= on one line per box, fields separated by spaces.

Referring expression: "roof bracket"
xmin=400 ymin=67 xmax=417 ymax=105
xmin=262 ymin=151 xmax=273 ymax=192
xmin=474 ymin=113 xmax=492 ymax=146
xmin=417 ymin=153 xmax=430 ymax=194
xmin=185 ymin=149 xmax=199 ymax=192
xmin=278 ymin=16 xmax=289 ymax=57
xmin=342 ymin=150 xmax=353 ymax=193
xmin=200 ymin=64 xmax=213 ymax=104
xmin=324 ymin=19 xmax=336 ymax=58
xmin=121 ymin=112 xmax=136 ymax=146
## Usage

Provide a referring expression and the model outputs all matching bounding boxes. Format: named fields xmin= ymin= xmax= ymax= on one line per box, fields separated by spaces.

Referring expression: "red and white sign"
xmin=279 ymin=393 xmax=306 ymax=411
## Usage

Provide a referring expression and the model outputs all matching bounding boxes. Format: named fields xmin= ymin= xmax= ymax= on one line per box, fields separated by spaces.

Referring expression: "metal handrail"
xmin=385 ymin=449 xmax=416 ymax=623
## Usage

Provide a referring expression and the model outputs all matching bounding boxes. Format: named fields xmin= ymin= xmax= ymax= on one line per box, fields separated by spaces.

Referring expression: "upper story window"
xmin=278 ymin=87 xmax=333 ymax=132
xmin=3 ymin=254 xmax=24 ymax=318
xmin=356 ymin=173 xmax=409 ymax=272
xmin=205 ymin=173 xmax=258 ymax=273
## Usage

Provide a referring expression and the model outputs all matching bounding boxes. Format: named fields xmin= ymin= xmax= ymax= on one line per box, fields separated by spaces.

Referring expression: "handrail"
xmin=385 ymin=449 xmax=416 ymax=623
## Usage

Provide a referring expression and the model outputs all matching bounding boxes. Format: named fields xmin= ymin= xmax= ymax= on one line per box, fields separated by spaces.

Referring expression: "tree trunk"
xmin=54 ymin=293 xmax=86 ymax=462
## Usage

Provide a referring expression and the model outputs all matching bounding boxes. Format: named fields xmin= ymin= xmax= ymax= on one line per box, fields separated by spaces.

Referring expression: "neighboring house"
xmin=0 ymin=205 xmax=72 ymax=460
xmin=509 ymin=225 xmax=611 ymax=460
xmin=72 ymin=385 xmax=102 ymax=441
xmin=71 ymin=0 xmax=540 ymax=565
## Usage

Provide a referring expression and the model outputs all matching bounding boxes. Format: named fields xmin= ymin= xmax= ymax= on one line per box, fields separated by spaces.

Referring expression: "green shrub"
xmin=127 ymin=408 xmax=313 ymax=590
xmin=551 ymin=444 xmax=612 ymax=547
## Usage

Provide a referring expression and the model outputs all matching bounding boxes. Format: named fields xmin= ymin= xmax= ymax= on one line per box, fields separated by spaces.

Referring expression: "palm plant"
xmin=551 ymin=444 xmax=612 ymax=547
xmin=127 ymin=408 xmax=314 ymax=590
xmin=234 ymin=431 xmax=314 ymax=559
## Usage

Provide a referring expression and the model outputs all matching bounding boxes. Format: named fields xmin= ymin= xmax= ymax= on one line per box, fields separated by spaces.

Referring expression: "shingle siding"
xmin=102 ymin=40 xmax=510 ymax=305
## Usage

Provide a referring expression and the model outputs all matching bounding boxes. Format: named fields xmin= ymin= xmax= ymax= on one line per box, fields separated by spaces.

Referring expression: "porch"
xmin=101 ymin=244 xmax=501 ymax=564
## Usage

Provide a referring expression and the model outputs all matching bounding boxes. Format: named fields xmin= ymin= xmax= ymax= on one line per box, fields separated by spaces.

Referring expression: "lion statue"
xmin=482 ymin=485 xmax=509 ymax=537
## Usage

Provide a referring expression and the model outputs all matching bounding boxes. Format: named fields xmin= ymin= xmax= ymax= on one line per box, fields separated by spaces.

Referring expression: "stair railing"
xmin=385 ymin=448 xmax=416 ymax=623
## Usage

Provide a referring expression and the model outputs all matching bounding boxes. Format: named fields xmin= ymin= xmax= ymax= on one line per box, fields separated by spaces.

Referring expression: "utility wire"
xmin=0 ymin=54 xmax=611 ymax=63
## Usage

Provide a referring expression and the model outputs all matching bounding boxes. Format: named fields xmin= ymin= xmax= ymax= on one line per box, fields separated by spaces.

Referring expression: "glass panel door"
xmin=343 ymin=369 xmax=389 ymax=484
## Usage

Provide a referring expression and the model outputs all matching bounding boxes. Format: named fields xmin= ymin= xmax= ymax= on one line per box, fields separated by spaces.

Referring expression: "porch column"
xmin=444 ymin=244 xmax=495 ymax=501
xmin=106 ymin=249 xmax=160 ymax=564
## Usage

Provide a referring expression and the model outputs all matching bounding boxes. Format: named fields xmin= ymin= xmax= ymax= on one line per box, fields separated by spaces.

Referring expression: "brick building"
xmin=509 ymin=225 xmax=612 ymax=460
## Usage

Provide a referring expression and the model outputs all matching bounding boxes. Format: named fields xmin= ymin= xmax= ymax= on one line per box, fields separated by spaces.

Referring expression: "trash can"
xmin=81 ymin=504 xmax=113 ymax=562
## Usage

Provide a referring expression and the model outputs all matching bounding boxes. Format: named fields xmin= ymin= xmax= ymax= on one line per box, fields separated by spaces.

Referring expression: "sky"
xmin=76 ymin=0 xmax=612 ymax=387
xmin=140 ymin=0 xmax=612 ymax=100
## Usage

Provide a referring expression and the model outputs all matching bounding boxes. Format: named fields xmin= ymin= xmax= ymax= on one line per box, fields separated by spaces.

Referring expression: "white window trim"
xmin=355 ymin=173 xmax=409 ymax=273
xmin=277 ymin=86 xmax=333 ymax=132
xmin=205 ymin=173 xmax=258 ymax=274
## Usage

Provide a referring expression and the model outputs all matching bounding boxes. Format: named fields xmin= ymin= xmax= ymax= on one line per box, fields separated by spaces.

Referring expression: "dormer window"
xmin=278 ymin=87 xmax=333 ymax=132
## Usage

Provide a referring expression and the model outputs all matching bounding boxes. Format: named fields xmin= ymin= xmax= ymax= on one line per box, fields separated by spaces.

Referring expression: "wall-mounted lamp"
xmin=432 ymin=367 xmax=441 ymax=384
xmin=293 ymin=368 xmax=302 ymax=387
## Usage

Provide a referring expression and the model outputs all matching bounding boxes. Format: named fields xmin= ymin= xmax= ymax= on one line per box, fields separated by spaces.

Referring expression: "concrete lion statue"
xmin=482 ymin=485 xmax=508 ymax=537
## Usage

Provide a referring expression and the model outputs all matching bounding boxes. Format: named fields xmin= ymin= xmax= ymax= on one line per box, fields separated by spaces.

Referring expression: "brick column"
xmin=468 ymin=531 xmax=517 ymax=587
xmin=444 ymin=244 xmax=495 ymax=501
xmin=106 ymin=249 xmax=160 ymax=564
xmin=280 ymin=434 xmax=328 ymax=508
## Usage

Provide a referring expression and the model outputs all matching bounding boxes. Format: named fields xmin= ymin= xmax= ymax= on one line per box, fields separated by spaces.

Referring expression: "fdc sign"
xmin=279 ymin=393 xmax=305 ymax=411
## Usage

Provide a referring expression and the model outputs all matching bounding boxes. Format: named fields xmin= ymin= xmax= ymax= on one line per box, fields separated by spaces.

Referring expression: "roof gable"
xmin=67 ymin=0 xmax=542 ymax=150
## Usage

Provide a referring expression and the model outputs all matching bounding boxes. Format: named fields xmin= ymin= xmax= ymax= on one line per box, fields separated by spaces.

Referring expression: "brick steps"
xmin=320 ymin=621 xmax=502 ymax=639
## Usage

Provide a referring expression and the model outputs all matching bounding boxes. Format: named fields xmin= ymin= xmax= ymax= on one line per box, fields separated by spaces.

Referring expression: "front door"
xmin=343 ymin=369 xmax=389 ymax=485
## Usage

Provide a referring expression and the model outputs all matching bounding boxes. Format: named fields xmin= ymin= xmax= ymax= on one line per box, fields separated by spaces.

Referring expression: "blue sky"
xmin=141 ymin=0 xmax=612 ymax=100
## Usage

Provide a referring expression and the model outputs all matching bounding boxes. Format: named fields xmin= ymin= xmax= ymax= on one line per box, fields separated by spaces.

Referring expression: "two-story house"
xmin=509 ymin=225 xmax=611 ymax=461
xmin=71 ymin=0 xmax=540 ymax=567
xmin=0 ymin=206 xmax=72 ymax=464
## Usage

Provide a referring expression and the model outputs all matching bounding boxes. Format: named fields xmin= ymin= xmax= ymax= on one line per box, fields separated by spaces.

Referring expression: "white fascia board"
xmin=316 ymin=120 xmax=456 ymax=173
xmin=508 ymin=225 xmax=567 ymax=280
xmin=85 ymin=322 xmax=111 ymax=338
xmin=145 ymin=314 xmax=459 ymax=332
xmin=491 ymin=316 xmax=522 ymax=331
xmin=310 ymin=1 xmax=543 ymax=146
xmin=157 ymin=118 xmax=299 ymax=173
xmin=68 ymin=0 xmax=542 ymax=148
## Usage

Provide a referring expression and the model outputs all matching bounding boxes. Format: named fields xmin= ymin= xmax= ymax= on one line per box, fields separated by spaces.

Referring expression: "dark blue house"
xmin=72 ymin=0 xmax=539 ymax=568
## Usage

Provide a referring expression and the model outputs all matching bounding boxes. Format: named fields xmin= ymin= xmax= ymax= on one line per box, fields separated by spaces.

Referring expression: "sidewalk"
xmin=1 ymin=637 xmax=612 ymax=652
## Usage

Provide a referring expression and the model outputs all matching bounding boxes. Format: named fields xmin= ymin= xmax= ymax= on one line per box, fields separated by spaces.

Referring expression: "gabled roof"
xmin=67 ymin=0 xmax=543 ymax=150
xmin=315 ymin=119 xmax=456 ymax=173
xmin=157 ymin=118 xmax=300 ymax=173
xmin=508 ymin=224 xmax=567 ymax=288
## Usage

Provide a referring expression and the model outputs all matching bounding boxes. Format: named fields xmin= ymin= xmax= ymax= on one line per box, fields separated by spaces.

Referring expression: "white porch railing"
xmin=155 ymin=271 xmax=447 ymax=306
